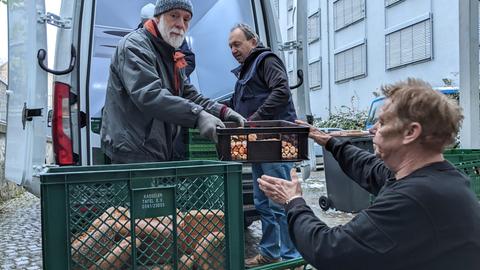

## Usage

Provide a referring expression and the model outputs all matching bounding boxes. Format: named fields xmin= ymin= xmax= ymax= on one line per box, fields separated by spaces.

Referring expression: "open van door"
xmin=5 ymin=0 xmax=49 ymax=194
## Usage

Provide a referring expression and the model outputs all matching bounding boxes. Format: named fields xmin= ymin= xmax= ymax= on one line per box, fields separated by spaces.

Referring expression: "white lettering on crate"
xmin=142 ymin=193 xmax=166 ymax=209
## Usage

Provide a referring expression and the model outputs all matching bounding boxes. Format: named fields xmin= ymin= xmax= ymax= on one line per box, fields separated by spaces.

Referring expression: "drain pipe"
xmin=326 ymin=0 xmax=332 ymax=116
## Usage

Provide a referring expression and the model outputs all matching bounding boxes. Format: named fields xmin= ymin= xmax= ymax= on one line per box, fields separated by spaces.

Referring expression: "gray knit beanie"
xmin=154 ymin=0 xmax=193 ymax=17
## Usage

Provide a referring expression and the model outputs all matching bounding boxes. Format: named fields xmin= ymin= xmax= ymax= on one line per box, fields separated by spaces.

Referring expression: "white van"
xmin=5 ymin=0 xmax=313 ymax=196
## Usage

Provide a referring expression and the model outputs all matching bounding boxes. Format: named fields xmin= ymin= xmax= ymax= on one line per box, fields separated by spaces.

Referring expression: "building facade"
xmin=277 ymin=0 xmax=463 ymax=120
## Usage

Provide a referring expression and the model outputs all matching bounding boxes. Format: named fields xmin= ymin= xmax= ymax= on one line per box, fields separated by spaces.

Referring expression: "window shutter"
xmin=334 ymin=0 xmax=365 ymax=30
xmin=386 ymin=18 xmax=432 ymax=69
xmin=335 ymin=42 xmax=366 ymax=82
xmin=309 ymin=60 xmax=322 ymax=89
xmin=334 ymin=0 xmax=344 ymax=30
xmin=308 ymin=12 xmax=320 ymax=43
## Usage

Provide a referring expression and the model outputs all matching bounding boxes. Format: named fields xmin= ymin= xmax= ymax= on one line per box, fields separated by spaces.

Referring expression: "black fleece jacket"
xmin=285 ymin=137 xmax=480 ymax=270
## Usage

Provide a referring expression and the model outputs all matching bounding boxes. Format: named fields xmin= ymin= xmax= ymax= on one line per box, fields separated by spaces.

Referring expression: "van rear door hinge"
xmin=37 ymin=11 xmax=72 ymax=29
xmin=279 ymin=41 xmax=303 ymax=51
xmin=22 ymin=103 xmax=43 ymax=130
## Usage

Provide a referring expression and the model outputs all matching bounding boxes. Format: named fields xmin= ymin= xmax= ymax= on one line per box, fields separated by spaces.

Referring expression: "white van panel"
xmin=5 ymin=0 xmax=48 ymax=187
xmin=188 ymin=0 xmax=255 ymax=98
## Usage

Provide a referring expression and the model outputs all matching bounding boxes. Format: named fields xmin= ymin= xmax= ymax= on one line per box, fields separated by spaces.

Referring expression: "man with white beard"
xmin=101 ymin=0 xmax=245 ymax=163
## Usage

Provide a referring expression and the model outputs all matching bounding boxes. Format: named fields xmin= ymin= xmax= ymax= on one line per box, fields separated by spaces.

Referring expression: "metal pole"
xmin=459 ymin=0 xmax=480 ymax=148
xmin=295 ymin=0 xmax=316 ymax=172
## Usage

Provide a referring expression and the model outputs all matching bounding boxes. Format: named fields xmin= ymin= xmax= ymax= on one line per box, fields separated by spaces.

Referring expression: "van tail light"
xmin=52 ymin=82 xmax=74 ymax=165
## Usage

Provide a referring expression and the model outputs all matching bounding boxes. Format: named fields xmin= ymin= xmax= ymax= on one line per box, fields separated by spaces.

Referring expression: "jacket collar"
xmin=231 ymin=46 xmax=271 ymax=78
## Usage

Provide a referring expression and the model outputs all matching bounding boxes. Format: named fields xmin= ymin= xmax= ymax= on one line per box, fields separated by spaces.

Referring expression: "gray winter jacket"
xmin=101 ymin=26 xmax=223 ymax=163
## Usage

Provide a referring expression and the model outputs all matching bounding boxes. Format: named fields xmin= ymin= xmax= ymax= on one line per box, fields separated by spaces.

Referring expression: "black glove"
xmin=224 ymin=108 xmax=246 ymax=127
xmin=196 ymin=110 xmax=225 ymax=143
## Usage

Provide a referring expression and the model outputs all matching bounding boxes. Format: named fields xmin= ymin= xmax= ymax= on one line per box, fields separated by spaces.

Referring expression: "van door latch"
xmin=22 ymin=103 xmax=43 ymax=130
xmin=37 ymin=11 xmax=72 ymax=29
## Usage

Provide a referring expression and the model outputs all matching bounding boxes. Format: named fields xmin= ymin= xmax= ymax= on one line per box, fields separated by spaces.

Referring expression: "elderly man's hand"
xmin=197 ymin=110 xmax=225 ymax=143
xmin=258 ymin=169 xmax=302 ymax=205
xmin=295 ymin=120 xmax=332 ymax=146
xmin=224 ymin=108 xmax=246 ymax=127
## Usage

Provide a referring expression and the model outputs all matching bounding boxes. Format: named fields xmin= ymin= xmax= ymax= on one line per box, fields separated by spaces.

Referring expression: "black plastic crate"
xmin=217 ymin=120 xmax=309 ymax=163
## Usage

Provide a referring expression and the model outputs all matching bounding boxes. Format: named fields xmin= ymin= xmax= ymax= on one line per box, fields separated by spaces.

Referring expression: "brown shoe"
xmin=245 ymin=254 xmax=280 ymax=268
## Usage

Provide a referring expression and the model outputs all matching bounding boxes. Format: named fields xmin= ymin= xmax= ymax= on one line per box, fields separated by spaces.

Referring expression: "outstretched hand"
xmin=295 ymin=120 xmax=332 ymax=146
xmin=258 ymin=169 xmax=302 ymax=205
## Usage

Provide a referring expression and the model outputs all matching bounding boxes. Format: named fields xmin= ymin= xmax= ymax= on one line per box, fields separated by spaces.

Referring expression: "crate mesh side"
xmin=67 ymin=174 xmax=227 ymax=269
xmin=456 ymin=162 xmax=480 ymax=200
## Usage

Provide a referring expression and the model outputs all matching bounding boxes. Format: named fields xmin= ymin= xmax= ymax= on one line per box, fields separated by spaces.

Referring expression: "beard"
xmin=157 ymin=16 xmax=185 ymax=48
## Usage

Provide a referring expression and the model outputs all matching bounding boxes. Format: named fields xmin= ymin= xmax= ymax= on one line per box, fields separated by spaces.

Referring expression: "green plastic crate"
xmin=444 ymin=149 xmax=480 ymax=155
xmin=40 ymin=160 xmax=244 ymax=270
xmin=453 ymin=160 xmax=480 ymax=200
xmin=187 ymin=150 xmax=218 ymax=160
xmin=444 ymin=149 xmax=480 ymax=164
xmin=188 ymin=129 xmax=213 ymax=145
xmin=188 ymin=143 xmax=217 ymax=152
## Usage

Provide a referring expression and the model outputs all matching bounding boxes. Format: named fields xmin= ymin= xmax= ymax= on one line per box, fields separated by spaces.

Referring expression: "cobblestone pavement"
xmin=0 ymin=192 xmax=42 ymax=270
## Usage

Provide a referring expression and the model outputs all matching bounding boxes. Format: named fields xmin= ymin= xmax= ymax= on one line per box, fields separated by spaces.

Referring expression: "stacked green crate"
xmin=186 ymin=129 xmax=218 ymax=160
xmin=452 ymin=160 xmax=480 ymax=200
xmin=444 ymin=149 xmax=480 ymax=200
xmin=40 ymin=160 xmax=243 ymax=269
xmin=443 ymin=149 xmax=480 ymax=164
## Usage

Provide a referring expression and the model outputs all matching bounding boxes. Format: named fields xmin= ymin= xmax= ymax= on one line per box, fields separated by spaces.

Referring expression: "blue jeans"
xmin=252 ymin=162 xmax=301 ymax=260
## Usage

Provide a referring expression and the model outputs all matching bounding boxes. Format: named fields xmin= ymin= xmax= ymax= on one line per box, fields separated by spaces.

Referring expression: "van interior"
xmin=86 ymin=0 xmax=278 ymax=165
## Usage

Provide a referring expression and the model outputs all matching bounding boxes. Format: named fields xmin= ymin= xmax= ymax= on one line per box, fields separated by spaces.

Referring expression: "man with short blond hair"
xmin=258 ymin=78 xmax=480 ymax=270
xmin=101 ymin=0 xmax=245 ymax=163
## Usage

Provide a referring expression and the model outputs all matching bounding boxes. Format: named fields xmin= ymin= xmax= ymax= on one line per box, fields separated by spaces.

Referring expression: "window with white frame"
xmin=385 ymin=18 xmax=432 ymax=69
xmin=309 ymin=59 xmax=322 ymax=89
xmin=385 ymin=0 xmax=405 ymax=7
xmin=334 ymin=0 xmax=365 ymax=31
xmin=308 ymin=11 xmax=320 ymax=43
xmin=335 ymin=42 xmax=367 ymax=82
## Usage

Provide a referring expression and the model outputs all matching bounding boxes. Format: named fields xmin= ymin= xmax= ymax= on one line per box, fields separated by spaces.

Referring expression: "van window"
xmin=365 ymin=97 xmax=384 ymax=130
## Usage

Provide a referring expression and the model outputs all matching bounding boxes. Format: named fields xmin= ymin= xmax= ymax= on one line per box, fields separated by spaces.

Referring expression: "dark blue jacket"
xmin=230 ymin=47 xmax=296 ymax=122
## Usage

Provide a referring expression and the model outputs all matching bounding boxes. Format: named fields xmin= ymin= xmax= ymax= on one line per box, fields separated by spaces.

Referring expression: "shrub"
xmin=314 ymin=96 xmax=368 ymax=130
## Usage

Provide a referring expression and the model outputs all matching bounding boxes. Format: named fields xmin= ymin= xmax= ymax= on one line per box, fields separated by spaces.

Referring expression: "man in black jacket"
xmin=228 ymin=23 xmax=300 ymax=267
xmin=258 ymin=78 xmax=480 ymax=270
